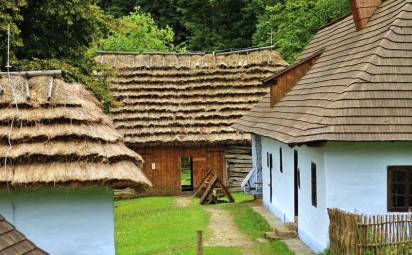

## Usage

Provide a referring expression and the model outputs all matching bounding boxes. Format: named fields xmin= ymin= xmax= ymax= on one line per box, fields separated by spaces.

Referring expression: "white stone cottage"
xmin=234 ymin=0 xmax=412 ymax=252
xmin=0 ymin=72 xmax=151 ymax=255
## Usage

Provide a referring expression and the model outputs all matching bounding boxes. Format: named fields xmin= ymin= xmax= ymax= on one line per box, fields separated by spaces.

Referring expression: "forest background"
xmin=0 ymin=0 xmax=350 ymax=110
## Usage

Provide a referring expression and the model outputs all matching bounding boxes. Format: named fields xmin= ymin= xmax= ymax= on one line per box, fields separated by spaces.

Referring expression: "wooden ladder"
xmin=196 ymin=170 xmax=234 ymax=205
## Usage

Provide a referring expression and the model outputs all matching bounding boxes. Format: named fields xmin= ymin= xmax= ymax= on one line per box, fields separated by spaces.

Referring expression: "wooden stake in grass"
xmin=196 ymin=230 xmax=203 ymax=255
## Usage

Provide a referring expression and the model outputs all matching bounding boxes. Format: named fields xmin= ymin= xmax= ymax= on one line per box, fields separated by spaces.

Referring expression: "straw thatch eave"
xmin=0 ymin=75 xmax=151 ymax=189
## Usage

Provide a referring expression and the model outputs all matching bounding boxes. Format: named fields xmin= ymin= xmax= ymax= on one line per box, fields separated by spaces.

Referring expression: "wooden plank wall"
xmin=269 ymin=54 xmax=321 ymax=107
xmin=136 ymin=146 xmax=225 ymax=195
xmin=224 ymin=145 xmax=252 ymax=191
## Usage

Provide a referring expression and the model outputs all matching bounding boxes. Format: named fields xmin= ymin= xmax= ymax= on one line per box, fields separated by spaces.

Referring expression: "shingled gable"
xmin=97 ymin=47 xmax=287 ymax=147
xmin=0 ymin=71 xmax=151 ymax=189
xmin=233 ymin=0 xmax=412 ymax=145
xmin=0 ymin=215 xmax=48 ymax=255
xmin=264 ymin=49 xmax=324 ymax=107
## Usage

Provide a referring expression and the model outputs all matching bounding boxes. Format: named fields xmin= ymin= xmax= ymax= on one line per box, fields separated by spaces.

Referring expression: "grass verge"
xmin=115 ymin=196 xmax=241 ymax=255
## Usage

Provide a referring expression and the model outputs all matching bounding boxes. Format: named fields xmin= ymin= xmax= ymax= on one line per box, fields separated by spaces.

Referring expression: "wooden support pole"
xmin=24 ymin=79 xmax=30 ymax=100
xmin=47 ymin=78 xmax=54 ymax=101
xmin=196 ymin=231 xmax=203 ymax=255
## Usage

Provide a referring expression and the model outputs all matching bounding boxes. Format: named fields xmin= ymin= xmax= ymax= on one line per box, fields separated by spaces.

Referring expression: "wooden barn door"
xmin=191 ymin=148 xmax=224 ymax=191
xmin=192 ymin=156 xmax=207 ymax=190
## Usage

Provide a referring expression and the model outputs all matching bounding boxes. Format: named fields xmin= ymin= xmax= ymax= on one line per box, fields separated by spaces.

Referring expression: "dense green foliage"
xmin=16 ymin=0 xmax=110 ymax=60
xmin=100 ymin=9 xmax=175 ymax=52
xmin=98 ymin=0 xmax=349 ymax=58
xmin=0 ymin=0 xmax=114 ymax=111
xmin=0 ymin=0 xmax=26 ymax=68
xmin=253 ymin=0 xmax=350 ymax=62
xmin=98 ymin=0 xmax=275 ymax=51
xmin=176 ymin=0 xmax=266 ymax=51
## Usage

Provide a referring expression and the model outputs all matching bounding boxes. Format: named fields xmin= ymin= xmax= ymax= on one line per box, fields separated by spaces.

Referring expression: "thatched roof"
xmin=0 ymin=214 xmax=48 ymax=254
xmin=0 ymin=73 xmax=151 ymax=189
xmin=234 ymin=0 xmax=412 ymax=144
xmin=97 ymin=47 xmax=287 ymax=147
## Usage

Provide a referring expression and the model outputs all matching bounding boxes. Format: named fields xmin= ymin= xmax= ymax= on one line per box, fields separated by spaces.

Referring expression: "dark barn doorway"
xmin=181 ymin=156 xmax=194 ymax=191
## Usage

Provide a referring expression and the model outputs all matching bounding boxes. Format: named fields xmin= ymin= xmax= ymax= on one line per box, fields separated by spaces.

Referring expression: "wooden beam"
xmin=0 ymin=70 xmax=62 ymax=78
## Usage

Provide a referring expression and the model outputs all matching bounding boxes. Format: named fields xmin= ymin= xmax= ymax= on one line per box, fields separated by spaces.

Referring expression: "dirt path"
xmin=204 ymin=207 xmax=254 ymax=248
xmin=174 ymin=196 xmax=192 ymax=208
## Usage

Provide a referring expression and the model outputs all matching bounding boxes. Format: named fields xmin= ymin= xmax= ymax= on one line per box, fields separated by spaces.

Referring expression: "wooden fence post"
xmin=196 ymin=230 xmax=203 ymax=255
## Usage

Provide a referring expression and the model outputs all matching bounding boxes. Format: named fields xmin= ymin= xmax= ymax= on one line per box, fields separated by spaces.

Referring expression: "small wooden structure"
xmin=196 ymin=171 xmax=234 ymax=204
xmin=328 ymin=208 xmax=412 ymax=255
xmin=99 ymin=47 xmax=287 ymax=195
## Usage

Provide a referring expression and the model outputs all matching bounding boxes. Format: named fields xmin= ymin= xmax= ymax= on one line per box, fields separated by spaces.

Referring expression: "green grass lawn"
xmin=115 ymin=194 xmax=294 ymax=255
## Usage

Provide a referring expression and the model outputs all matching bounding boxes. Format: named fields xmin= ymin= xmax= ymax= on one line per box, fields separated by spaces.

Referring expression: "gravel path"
xmin=204 ymin=207 xmax=254 ymax=248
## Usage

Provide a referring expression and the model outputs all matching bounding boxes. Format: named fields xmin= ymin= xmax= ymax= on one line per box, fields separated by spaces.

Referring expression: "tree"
xmin=136 ymin=0 xmax=188 ymax=45
xmin=0 ymin=0 xmax=114 ymax=111
xmin=17 ymin=0 xmax=110 ymax=60
xmin=253 ymin=0 xmax=350 ymax=62
xmin=98 ymin=0 xmax=273 ymax=51
xmin=0 ymin=0 xmax=26 ymax=69
xmin=177 ymin=0 xmax=267 ymax=51
xmin=99 ymin=8 xmax=175 ymax=52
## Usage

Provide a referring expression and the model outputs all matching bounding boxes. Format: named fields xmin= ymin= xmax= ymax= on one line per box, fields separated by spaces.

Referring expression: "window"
xmin=267 ymin=152 xmax=270 ymax=167
xmin=388 ymin=166 xmax=412 ymax=212
xmin=269 ymin=153 xmax=273 ymax=170
xmin=279 ymin=148 xmax=283 ymax=173
xmin=311 ymin=162 xmax=317 ymax=207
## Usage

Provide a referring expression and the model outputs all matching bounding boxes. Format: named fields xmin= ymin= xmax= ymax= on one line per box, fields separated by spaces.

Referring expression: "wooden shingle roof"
xmin=234 ymin=0 xmax=412 ymax=144
xmin=0 ymin=215 xmax=47 ymax=255
xmin=98 ymin=48 xmax=287 ymax=147
xmin=0 ymin=73 xmax=151 ymax=189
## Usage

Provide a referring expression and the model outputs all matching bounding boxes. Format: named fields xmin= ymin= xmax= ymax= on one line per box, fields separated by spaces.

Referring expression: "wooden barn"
xmin=97 ymin=47 xmax=287 ymax=194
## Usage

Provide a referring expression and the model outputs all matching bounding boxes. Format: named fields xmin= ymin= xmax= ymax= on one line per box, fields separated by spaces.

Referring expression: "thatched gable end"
xmin=102 ymin=48 xmax=287 ymax=147
xmin=0 ymin=75 xmax=151 ymax=189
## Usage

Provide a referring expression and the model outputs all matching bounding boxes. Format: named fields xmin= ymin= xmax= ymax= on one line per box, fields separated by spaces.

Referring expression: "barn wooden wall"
xmin=224 ymin=145 xmax=253 ymax=191
xmin=136 ymin=146 xmax=225 ymax=195
xmin=134 ymin=145 xmax=253 ymax=195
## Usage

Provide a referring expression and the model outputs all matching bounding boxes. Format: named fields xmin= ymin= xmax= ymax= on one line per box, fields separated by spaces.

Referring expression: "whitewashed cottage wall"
xmin=0 ymin=188 xmax=115 ymax=255
xmin=255 ymin=136 xmax=412 ymax=252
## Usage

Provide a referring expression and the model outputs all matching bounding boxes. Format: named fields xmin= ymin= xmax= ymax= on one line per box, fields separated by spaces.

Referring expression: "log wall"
xmin=224 ymin=145 xmax=253 ymax=191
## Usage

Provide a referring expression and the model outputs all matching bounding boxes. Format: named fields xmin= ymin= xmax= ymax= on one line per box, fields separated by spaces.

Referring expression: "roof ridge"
xmin=342 ymin=0 xmax=412 ymax=86
xmin=308 ymin=0 xmax=411 ymax=135
xmin=97 ymin=45 xmax=276 ymax=56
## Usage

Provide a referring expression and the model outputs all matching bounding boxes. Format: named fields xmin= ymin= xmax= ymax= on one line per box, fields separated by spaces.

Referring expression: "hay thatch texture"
xmin=97 ymin=47 xmax=285 ymax=69
xmin=234 ymin=0 xmax=412 ymax=144
xmin=0 ymin=75 xmax=151 ymax=189
xmin=0 ymin=214 xmax=48 ymax=254
xmin=104 ymin=48 xmax=287 ymax=147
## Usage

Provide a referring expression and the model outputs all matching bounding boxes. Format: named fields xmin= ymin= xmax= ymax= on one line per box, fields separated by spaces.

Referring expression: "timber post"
xmin=196 ymin=230 xmax=203 ymax=255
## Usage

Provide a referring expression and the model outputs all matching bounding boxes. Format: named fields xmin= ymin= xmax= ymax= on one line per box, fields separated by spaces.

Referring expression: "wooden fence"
xmin=328 ymin=208 xmax=412 ymax=255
